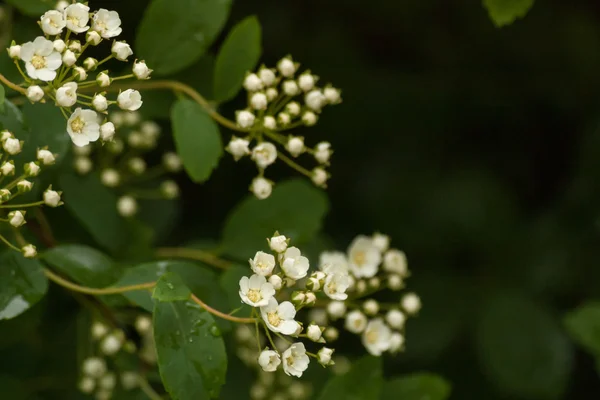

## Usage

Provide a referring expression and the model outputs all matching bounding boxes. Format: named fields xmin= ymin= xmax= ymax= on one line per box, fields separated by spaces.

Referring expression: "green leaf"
xmin=60 ymin=172 xmax=128 ymax=253
xmin=222 ymin=179 xmax=329 ymax=259
xmin=219 ymin=265 xmax=251 ymax=317
xmin=382 ymin=373 xmax=451 ymax=400
xmin=42 ymin=245 xmax=121 ymax=288
xmin=171 ymin=99 xmax=222 ymax=183
xmin=136 ymin=0 xmax=232 ymax=75
xmin=564 ymin=302 xmax=600 ymax=357
xmin=153 ymin=272 xmax=192 ymax=302
xmin=0 ymin=252 xmax=48 ymax=320
xmin=483 ymin=0 xmax=535 ymax=27
xmin=317 ymin=356 xmax=383 ymax=400
xmin=213 ymin=16 xmax=262 ymax=102
xmin=0 ymin=84 xmax=5 ymax=112
xmin=475 ymin=292 xmax=572 ymax=399
xmin=3 ymin=0 xmax=52 ymax=17
xmin=154 ymin=300 xmax=227 ymax=400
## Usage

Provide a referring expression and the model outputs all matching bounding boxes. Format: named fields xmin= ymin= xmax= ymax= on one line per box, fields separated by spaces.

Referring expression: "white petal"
xmin=45 ymin=52 xmax=62 ymax=70
xmin=24 ymin=63 xmax=38 ymax=79
xmin=278 ymin=320 xmax=300 ymax=335
xmin=239 ymin=276 xmax=249 ymax=292
xmin=71 ymin=133 xmax=90 ymax=147
xmin=248 ymin=274 xmax=266 ymax=288
xmin=36 ymin=68 xmax=56 ymax=82
xmin=19 ymin=43 xmax=34 ymax=61
xmin=277 ymin=301 xmax=296 ymax=319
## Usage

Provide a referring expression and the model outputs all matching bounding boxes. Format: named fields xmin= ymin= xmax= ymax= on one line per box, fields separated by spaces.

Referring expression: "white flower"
xmin=347 ymin=235 xmax=381 ymax=278
xmin=362 ymin=318 xmax=392 ymax=356
xmin=97 ymin=72 xmax=111 ymax=87
xmin=314 ymin=142 xmax=332 ymax=164
xmin=226 ymin=137 xmax=250 ymax=161
xmin=250 ymin=177 xmax=273 ymax=199
xmin=40 ymin=11 xmax=66 ymax=35
xmin=8 ymin=45 xmax=20 ymax=59
xmin=324 ymin=86 xmax=342 ymax=104
xmin=282 ymin=342 xmax=309 ymax=377
xmin=319 ymin=251 xmax=349 ymax=275
xmin=26 ymin=85 xmax=44 ymax=102
xmin=302 ymin=111 xmax=317 ymax=126
xmin=327 ymin=301 xmax=346 ymax=319
xmin=100 ymin=122 xmax=115 ymax=141
xmin=385 ymin=310 xmax=406 ymax=329
xmin=82 ymin=357 xmax=106 ymax=378
xmin=401 ymin=292 xmax=421 ymax=314
xmin=0 ymin=161 xmax=15 ymax=176
xmin=363 ymin=299 xmax=379 ymax=315
xmin=345 ymin=310 xmax=367 ymax=334
xmin=3 ymin=138 xmax=21 ymax=155
xmin=383 ymin=249 xmax=408 ymax=275
xmin=56 ymin=82 xmax=78 ymax=107
xmin=283 ymin=80 xmax=300 ymax=96
xmin=298 ymin=72 xmax=317 ymax=92
xmin=22 ymin=244 xmax=37 ymax=258
xmin=305 ymin=90 xmax=326 ymax=112
xmin=67 ymin=108 xmax=100 ymax=147
xmin=281 ymin=247 xmax=309 ymax=280
xmin=252 ymin=142 xmax=277 ymax=169
xmin=372 ymin=232 xmax=390 ymax=252
xmin=389 ymin=332 xmax=404 ymax=353
xmin=163 ymin=152 xmax=182 ymax=172
xmin=64 ymin=3 xmax=90 ymax=33
xmin=62 ymin=49 xmax=76 ymax=66
xmin=79 ymin=377 xmax=95 ymax=394
xmin=92 ymin=94 xmax=108 ymax=112
xmin=86 ymin=31 xmax=102 ymax=45
xmin=312 ymin=167 xmax=328 ymax=187
xmin=261 ymin=298 xmax=300 ymax=335
xmin=286 ymin=137 xmax=305 ymax=157
xmin=135 ymin=315 xmax=152 ymax=334
xmin=117 ymin=89 xmax=142 ymax=111
xmin=133 ymin=60 xmax=152 ymax=79
xmin=100 ymin=333 xmax=122 ymax=355
xmin=101 ymin=168 xmax=120 ymax=187
xmin=268 ymin=234 xmax=288 ymax=253
xmin=92 ymin=9 xmax=122 ymax=38
xmin=278 ymin=112 xmax=291 ymax=125
xmin=236 ymin=110 xmax=255 ymax=128
xmin=323 ymin=272 xmax=351 ymax=301
xmin=307 ymin=324 xmax=324 ymax=342
xmin=258 ymin=67 xmax=276 ymax=86
xmin=250 ymin=92 xmax=268 ymax=110
xmin=317 ymin=347 xmax=334 ymax=365
xmin=268 ymin=275 xmax=283 ymax=290
xmin=243 ymin=73 xmax=263 ymax=91
xmin=9 ymin=211 xmax=25 ymax=227
xmin=277 ymin=57 xmax=297 ymax=77
xmin=44 ymin=188 xmax=62 ymax=207
xmin=37 ymin=149 xmax=56 ymax=165
xmin=74 ymin=157 xmax=92 ymax=174
xmin=20 ymin=37 xmax=62 ymax=81
xmin=249 ymin=251 xmax=276 ymax=276
xmin=239 ymin=274 xmax=275 ymax=307
xmin=258 ymin=349 xmax=281 ymax=372
xmin=112 ymin=41 xmax=133 ymax=61
xmin=117 ymin=196 xmax=137 ymax=217
xmin=53 ymin=39 xmax=66 ymax=53
xmin=263 ymin=116 xmax=277 ymax=130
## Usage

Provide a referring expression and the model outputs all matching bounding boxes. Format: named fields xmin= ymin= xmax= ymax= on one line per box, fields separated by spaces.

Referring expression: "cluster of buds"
xmin=317 ymin=233 xmax=420 ymax=356
xmin=7 ymin=3 xmax=150 ymax=147
xmin=237 ymin=233 xmax=349 ymax=379
xmin=0 ymin=130 xmax=62 ymax=258
xmin=72 ymin=111 xmax=182 ymax=218
xmin=226 ymin=56 xmax=341 ymax=199
xmin=79 ymin=315 xmax=155 ymax=399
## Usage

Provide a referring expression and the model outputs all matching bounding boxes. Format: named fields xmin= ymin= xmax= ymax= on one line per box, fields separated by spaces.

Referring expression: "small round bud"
xmin=79 ymin=377 xmax=95 ymax=394
xmin=74 ymin=157 xmax=92 ymax=174
xmin=26 ymin=86 xmax=44 ymax=102
xmin=251 ymin=383 xmax=267 ymax=400
xmin=368 ymin=277 xmax=381 ymax=289
xmin=386 ymin=309 xmax=406 ymax=329
xmin=86 ymin=30 xmax=102 ymax=45
xmin=100 ymin=169 xmax=120 ymax=187
xmin=298 ymin=72 xmax=317 ymax=92
xmin=23 ymin=162 xmax=40 ymax=177
xmin=226 ymin=137 xmax=250 ymax=161
xmin=133 ymin=60 xmax=152 ymax=79
xmin=37 ymin=149 xmax=56 ymax=165
xmin=250 ymin=177 xmax=273 ymax=200
xmin=259 ymin=67 xmax=276 ymax=86
xmin=286 ymin=102 xmax=301 ymax=116
xmin=112 ymin=41 xmax=133 ymax=61
xmin=250 ymin=92 xmax=268 ymax=110
xmin=277 ymin=57 xmax=297 ymax=77
xmin=120 ymin=372 xmax=139 ymax=390
xmin=82 ymin=357 xmax=106 ymax=378
xmin=141 ymin=121 xmax=160 ymax=138
xmin=345 ymin=310 xmax=368 ymax=333
xmin=323 ymin=327 xmax=339 ymax=342
xmin=128 ymin=131 xmax=144 ymax=148
xmin=55 ymin=0 xmax=69 ymax=10
xmin=117 ymin=196 xmax=137 ymax=217
xmin=9 ymin=211 xmax=26 ymax=227
xmin=286 ymin=137 xmax=305 ymax=157
xmin=243 ymin=73 xmax=263 ymax=91
xmin=22 ymin=244 xmax=37 ymax=258
xmin=68 ymin=40 xmax=81 ymax=52
xmin=302 ymin=111 xmax=318 ymax=126
xmin=317 ymin=347 xmax=334 ymax=366
xmin=252 ymin=142 xmax=277 ymax=169
xmin=268 ymin=234 xmax=288 ymax=253
xmin=107 ymin=139 xmax=124 ymax=154
xmin=401 ymin=292 xmax=421 ymax=314
xmin=305 ymin=89 xmax=326 ymax=112
xmin=62 ymin=50 xmax=77 ymax=67
xmin=311 ymin=167 xmax=328 ymax=187
xmin=123 ymin=112 xmax=141 ymax=126
xmin=73 ymin=66 xmax=87 ymax=81
xmin=304 ymin=291 xmax=317 ymax=306
xmin=363 ymin=299 xmax=379 ymax=315
xmin=307 ymin=324 xmax=324 ymax=342
xmin=96 ymin=72 xmax=111 ymax=87
xmin=324 ymin=86 xmax=342 ymax=104
xmin=56 ymin=82 xmax=78 ymax=107
xmin=327 ymin=301 xmax=347 ymax=319
xmin=163 ymin=152 xmax=182 ymax=172
xmin=268 ymin=274 xmax=283 ymax=290
xmin=53 ymin=39 xmax=66 ymax=53
xmin=383 ymin=249 xmax=408 ymax=276
xmin=372 ymin=232 xmax=390 ymax=252
xmin=160 ymin=180 xmax=180 ymax=199
xmin=277 ymin=112 xmax=291 ymax=125
xmin=135 ymin=315 xmax=152 ymax=334
xmin=283 ymin=80 xmax=300 ymax=96
xmin=263 ymin=116 xmax=277 ymax=130
xmin=100 ymin=333 xmax=122 ymax=355
xmin=389 ymin=332 xmax=405 ymax=353
xmin=314 ymin=142 xmax=332 ymax=164
xmin=99 ymin=373 xmax=116 ymax=390
xmin=387 ymin=274 xmax=403 ymax=290
xmin=91 ymin=321 xmax=109 ymax=339
xmin=117 ymin=89 xmax=143 ymax=111
xmin=266 ymin=87 xmax=278 ymax=101
xmin=8 ymin=45 xmax=21 ymax=59
xmin=17 ymin=180 xmax=33 ymax=193
xmin=128 ymin=157 xmax=146 ymax=175
xmin=92 ymin=94 xmax=108 ymax=112
xmin=0 ymin=189 xmax=10 ymax=202
xmin=236 ymin=110 xmax=255 ymax=128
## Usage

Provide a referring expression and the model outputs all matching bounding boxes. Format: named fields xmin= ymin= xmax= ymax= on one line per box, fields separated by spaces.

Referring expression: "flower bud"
xmin=160 ymin=180 xmax=179 ymax=199
xmin=73 ymin=66 xmax=87 ymax=81
xmin=236 ymin=110 xmax=255 ymax=128
xmin=304 ymin=291 xmax=317 ymax=306
xmin=9 ymin=210 xmax=26 ymax=227
xmin=323 ymin=327 xmax=339 ymax=342
xmin=62 ymin=49 xmax=77 ymax=66
xmin=107 ymin=139 xmax=124 ymax=154
xmin=307 ymin=324 xmax=325 ymax=342
xmin=226 ymin=137 xmax=250 ymax=161
xmin=100 ymin=333 xmax=122 ymax=355
xmin=0 ymin=189 xmax=11 ymax=202
xmin=388 ymin=274 xmax=403 ymax=290
xmin=135 ymin=315 xmax=152 ymax=334
xmin=82 ymin=357 xmax=106 ymax=378
xmin=163 ymin=152 xmax=182 ymax=172
xmin=317 ymin=347 xmax=335 ymax=366
xmin=314 ymin=142 xmax=332 ymax=164
xmin=117 ymin=195 xmax=137 ymax=217
xmin=44 ymin=187 xmax=62 ymax=207
xmin=83 ymin=57 xmax=98 ymax=71
xmin=250 ymin=177 xmax=272 ymax=200
xmin=120 ymin=372 xmax=139 ymax=390
xmin=386 ymin=309 xmax=406 ymax=329
xmin=250 ymin=92 xmax=268 ymax=110
xmin=99 ymin=373 xmax=116 ymax=391
xmin=100 ymin=169 xmax=120 ymax=187
xmin=266 ymin=87 xmax=278 ymax=101
xmin=311 ymin=167 xmax=328 ymax=188
xmin=24 ymin=162 xmax=40 ymax=177
xmin=112 ymin=41 xmax=133 ymax=61
xmin=26 ymin=86 xmax=44 ymax=102
xmin=243 ymin=73 xmax=263 ymax=91
xmin=302 ymin=111 xmax=318 ymax=126
xmin=133 ymin=60 xmax=152 ymax=79
xmin=291 ymin=291 xmax=306 ymax=307
xmin=92 ymin=94 xmax=108 ymax=112
xmin=53 ymin=39 xmax=66 ymax=53
xmin=17 ymin=180 xmax=33 ymax=193
xmin=298 ymin=72 xmax=317 ymax=92
xmin=68 ymin=40 xmax=81 ymax=52
xmin=268 ymin=274 xmax=283 ymax=290
xmin=286 ymin=136 xmax=305 ymax=157
xmin=0 ymin=161 xmax=15 ymax=176
xmin=368 ymin=277 xmax=380 ymax=289
xmin=305 ymin=89 xmax=326 ymax=112
xmin=263 ymin=116 xmax=277 ymax=130
xmin=22 ymin=244 xmax=37 ymax=258
xmin=79 ymin=377 xmax=95 ymax=394
xmin=96 ymin=72 xmax=111 ymax=87
xmin=283 ymin=80 xmax=300 ymax=96
xmin=286 ymin=101 xmax=301 ymax=116
xmin=86 ymin=30 xmax=102 ymax=45
xmin=8 ymin=44 xmax=20 ymax=59
xmin=268 ymin=234 xmax=288 ymax=253
xmin=363 ymin=299 xmax=379 ymax=316
xmin=327 ymin=301 xmax=346 ymax=319
xmin=277 ymin=56 xmax=297 ymax=77
xmin=74 ymin=157 xmax=92 ymax=174
xmin=324 ymin=86 xmax=342 ymax=104
xmin=277 ymin=112 xmax=291 ymax=125
xmin=401 ymin=292 xmax=421 ymax=314
xmin=91 ymin=322 xmax=108 ymax=339
xmin=259 ymin=67 xmax=276 ymax=86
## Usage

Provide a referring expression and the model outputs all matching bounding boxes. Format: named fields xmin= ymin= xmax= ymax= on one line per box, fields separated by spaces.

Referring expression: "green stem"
xmin=0 ymin=200 xmax=44 ymax=208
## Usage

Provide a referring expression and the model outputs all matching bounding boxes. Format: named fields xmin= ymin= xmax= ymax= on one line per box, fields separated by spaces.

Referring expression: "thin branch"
xmin=190 ymin=294 xmax=255 ymax=324
xmin=0 ymin=72 xmax=27 ymax=95
xmin=155 ymin=247 xmax=232 ymax=270
xmin=44 ymin=268 xmax=155 ymax=295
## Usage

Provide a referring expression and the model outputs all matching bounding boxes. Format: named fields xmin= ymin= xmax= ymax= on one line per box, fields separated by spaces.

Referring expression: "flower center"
xmin=247 ymin=289 xmax=261 ymax=303
xmin=366 ymin=330 xmax=378 ymax=344
xmin=353 ymin=251 xmax=366 ymax=266
xmin=286 ymin=356 xmax=295 ymax=366
xmin=31 ymin=55 xmax=46 ymax=70
xmin=327 ymin=281 xmax=337 ymax=293
xmin=353 ymin=319 xmax=363 ymax=330
xmin=96 ymin=21 xmax=106 ymax=32
xmin=267 ymin=311 xmax=281 ymax=326
xmin=70 ymin=117 xmax=85 ymax=133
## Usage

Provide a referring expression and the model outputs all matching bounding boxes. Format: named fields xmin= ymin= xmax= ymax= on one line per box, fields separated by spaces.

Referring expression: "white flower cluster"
xmin=80 ymin=316 xmax=154 ymax=399
xmin=7 ymin=4 xmax=150 ymax=147
xmin=318 ymin=233 xmax=420 ymax=356
xmin=71 ymin=111 xmax=182 ymax=218
xmin=237 ymin=233 xmax=346 ymax=378
xmin=0 ymin=129 xmax=63 ymax=257
xmin=226 ymin=56 xmax=341 ymax=199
